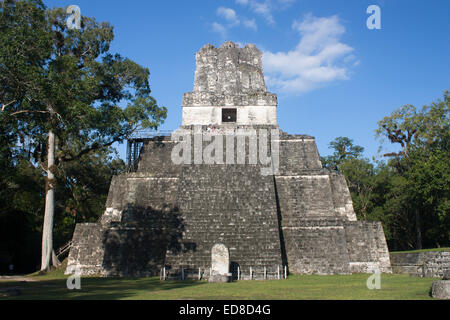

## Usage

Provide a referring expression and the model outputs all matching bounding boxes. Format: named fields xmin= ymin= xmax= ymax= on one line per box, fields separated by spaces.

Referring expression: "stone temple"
xmin=66 ymin=41 xmax=392 ymax=279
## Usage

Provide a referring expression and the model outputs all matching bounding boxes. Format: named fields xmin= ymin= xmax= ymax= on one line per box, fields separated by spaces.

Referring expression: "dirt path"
xmin=0 ymin=276 xmax=38 ymax=282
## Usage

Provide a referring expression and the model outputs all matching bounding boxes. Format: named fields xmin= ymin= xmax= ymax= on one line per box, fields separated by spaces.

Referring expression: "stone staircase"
xmin=165 ymin=164 xmax=283 ymax=273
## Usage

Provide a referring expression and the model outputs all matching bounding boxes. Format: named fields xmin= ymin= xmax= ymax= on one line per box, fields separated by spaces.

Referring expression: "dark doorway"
xmin=230 ymin=261 xmax=240 ymax=281
xmin=222 ymin=108 xmax=237 ymax=123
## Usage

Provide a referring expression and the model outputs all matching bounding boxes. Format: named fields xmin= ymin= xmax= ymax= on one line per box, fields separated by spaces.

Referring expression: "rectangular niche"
xmin=222 ymin=108 xmax=237 ymax=123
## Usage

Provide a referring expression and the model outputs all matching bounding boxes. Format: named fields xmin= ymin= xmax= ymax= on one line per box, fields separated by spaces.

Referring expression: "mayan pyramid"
xmin=66 ymin=41 xmax=391 ymax=279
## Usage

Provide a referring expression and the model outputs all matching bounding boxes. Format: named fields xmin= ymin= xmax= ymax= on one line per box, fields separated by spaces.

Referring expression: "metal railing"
xmin=160 ymin=265 xmax=289 ymax=281
xmin=129 ymin=129 xmax=173 ymax=140
xmin=126 ymin=129 xmax=174 ymax=172
xmin=56 ymin=240 xmax=73 ymax=259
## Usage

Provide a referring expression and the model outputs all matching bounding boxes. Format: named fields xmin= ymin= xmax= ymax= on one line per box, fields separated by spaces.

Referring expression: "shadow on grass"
xmin=0 ymin=274 xmax=438 ymax=300
xmin=0 ymin=277 xmax=206 ymax=300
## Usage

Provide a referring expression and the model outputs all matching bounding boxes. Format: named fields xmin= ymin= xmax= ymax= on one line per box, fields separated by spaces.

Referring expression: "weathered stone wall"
xmin=182 ymin=42 xmax=277 ymax=126
xmin=101 ymin=174 xmax=179 ymax=225
xmin=102 ymin=175 xmax=128 ymax=224
xmin=329 ymin=173 xmax=357 ymax=221
xmin=67 ymin=131 xmax=392 ymax=277
xmin=101 ymin=207 xmax=183 ymax=277
xmin=136 ymin=138 xmax=181 ymax=176
xmin=67 ymin=205 xmax=185 ymax=277
xmin=181 ymin=105 xmax=277 ymax=126
xmin=281 ymin=219 xmax=351 ymax=275
xmin=192 ymin=42 xmax=266 ymax=95
xmin=277 ymin=135 xmax=323 ymax=175
xmin=165 ymin=163 xmax=283 ymax=279
xmin=102 ymin=138 xmax=180 ymax=225
xmin=390 ymin=251 xmax=450 ymax=278
xmin=344 ymin=221 xmax=392 ymax=273
xmin=182 ymin=93 xmax=278 ymax=108
xmin=275 ymin=175 xmax=339 ymax=220
xmin=66 ymin=223 xmax=104 ymax=275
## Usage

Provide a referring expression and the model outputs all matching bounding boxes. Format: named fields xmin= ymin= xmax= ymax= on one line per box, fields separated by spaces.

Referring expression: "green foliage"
xmin=417 ymin=91 xmax=450 ymax=151
xmin=0 ymin=0 xmax=166 ymax=272
xmin=326 ymin=91 xmax=449 ymax=251
xmin=376 ymin=91 xmax=449 ymax=158
xmin=321 ymin=137 xmax=364 ymax=171
xmin=53 ymin=148 xmax=126 ymax=248
xmin=339 ymin=158 xmax=376 ymax=221
xmin=0 ymin=147 xmax=126 ymax=272
xmin=403 ymin=148 xmax=449 ymax=247
xmin=377 ymin=92 xmax=449 ymax=250
xmin=1 ymin=0 xmax=167 ymax=166
xmin=0 ymin=157 xmax=45 ymax=273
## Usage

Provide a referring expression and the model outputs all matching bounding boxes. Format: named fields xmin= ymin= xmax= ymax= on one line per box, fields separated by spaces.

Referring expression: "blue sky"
xmin=44 ymin=0 xmax=450 ymax=161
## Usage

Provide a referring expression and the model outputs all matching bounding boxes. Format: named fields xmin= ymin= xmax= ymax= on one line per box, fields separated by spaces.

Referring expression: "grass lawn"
xmin=0 ymin=270 xmax=439 ymax=300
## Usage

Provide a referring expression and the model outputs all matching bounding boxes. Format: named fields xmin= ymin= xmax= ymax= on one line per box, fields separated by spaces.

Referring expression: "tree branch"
xmin=9 ymin=110 xmax=50 ymax=117
xmin=1 ymin=100 xmax=16 ymax=111
xmin=58 ymin=135 xmax=124 ymax=164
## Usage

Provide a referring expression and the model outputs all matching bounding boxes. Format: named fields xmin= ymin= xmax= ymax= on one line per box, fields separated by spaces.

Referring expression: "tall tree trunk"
xmin=52 ymin=249 xmax=61 ymax=267
xmin=415 ymin=209 xmax=422 ymax=250
xmin=41 ymin=130 xmax=55 ymax=271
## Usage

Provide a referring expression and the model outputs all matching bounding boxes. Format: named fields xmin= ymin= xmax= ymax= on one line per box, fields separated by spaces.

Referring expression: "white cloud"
xmin=217 ymin=7 xmax=239 ymax=25
xmin=243 ymin=18 xmax=257 ymax=30
xmin=262 ymin=14 xmax=357 ymax=94
xmin=212 ymin=22 xmax=227 ymax=38
xmin=237 ymin=0 xmax=274 ymax=25
xmin=277 ymin=0 xmax=296 ymax=6
xmin=212 ymin=7 xmax=258 ymax=37
xmin=235 ymin=0 xmax=296 ymax=25
xmin=251 ymin=1 xmax=274 ymax=25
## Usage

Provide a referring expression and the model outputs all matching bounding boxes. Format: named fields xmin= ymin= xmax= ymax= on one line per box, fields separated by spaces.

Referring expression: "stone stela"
xmin=209 ymin=244 xmax=232 ymax=283
xmin=65 ymin=41 xmax=392 ymax=280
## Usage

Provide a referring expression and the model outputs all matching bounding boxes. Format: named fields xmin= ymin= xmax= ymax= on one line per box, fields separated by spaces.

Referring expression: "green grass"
xmin=0 ymin=272 xmax=439 ymax=300
xmin=390 ymin=247 xmax=450 ymax=254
